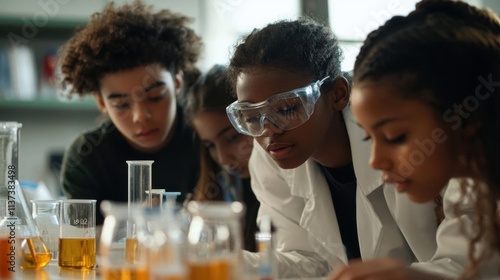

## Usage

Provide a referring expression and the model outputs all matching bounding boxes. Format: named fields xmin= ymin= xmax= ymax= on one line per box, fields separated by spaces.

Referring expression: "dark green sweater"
xmin=60 ymin=108 xmax=199 ymax=225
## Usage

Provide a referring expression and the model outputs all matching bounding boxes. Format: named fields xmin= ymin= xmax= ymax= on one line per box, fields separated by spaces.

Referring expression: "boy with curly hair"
xmin=58 ymin=0 xmax=202 ymax=224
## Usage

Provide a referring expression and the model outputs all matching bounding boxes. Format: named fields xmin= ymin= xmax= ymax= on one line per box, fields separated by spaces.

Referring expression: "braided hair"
xmin=354 ymin=0 xmax=500 ymax=277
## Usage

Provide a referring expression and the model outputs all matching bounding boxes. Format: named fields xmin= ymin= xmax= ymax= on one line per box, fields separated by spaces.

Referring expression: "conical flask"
xmin=0 ymin=122 xmax=51 ymax=269
xmin=0 ymin=122 xmax=22 ymax=199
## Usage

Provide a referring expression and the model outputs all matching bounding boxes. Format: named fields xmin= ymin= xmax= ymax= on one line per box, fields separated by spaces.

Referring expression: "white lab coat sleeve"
xmin=244 ymin=143 xmax=332 ymax=278
xmin=410 ymin=179 xmax=500 ymax=278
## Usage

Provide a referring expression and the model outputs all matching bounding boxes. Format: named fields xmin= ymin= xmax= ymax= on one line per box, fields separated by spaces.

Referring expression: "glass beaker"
xmin=99 ymin=201 xmax=149 ymax=280
xmin=59 ymin=199 xmax=96 ymax=269
xmin=186 ymin=201 xmax=245 ymax=280
xmin=146 ymin=189 xmax=165 ymax=208
xmin=138 ymin=204 xmax=187 ymax=280
xmin=31 ymin=200 xmax=60 ymax=260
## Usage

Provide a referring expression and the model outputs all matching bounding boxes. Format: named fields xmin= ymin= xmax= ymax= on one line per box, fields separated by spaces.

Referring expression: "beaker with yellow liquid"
xmin=59 ymin=199 xmax=96 ymax=269
xmin=99 ymin=201 xmax=150 ymax=280
xmin=186 ymin=201 xmax=245 ymax=280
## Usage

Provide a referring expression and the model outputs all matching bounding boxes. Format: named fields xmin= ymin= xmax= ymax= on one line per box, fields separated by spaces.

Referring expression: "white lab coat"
xmin=244 ymin=108 xmax=481 ymax=279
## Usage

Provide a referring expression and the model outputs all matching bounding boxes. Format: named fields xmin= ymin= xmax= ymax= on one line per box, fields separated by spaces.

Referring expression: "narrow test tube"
xmin=127 ymin=160 xmax=154 ymax=209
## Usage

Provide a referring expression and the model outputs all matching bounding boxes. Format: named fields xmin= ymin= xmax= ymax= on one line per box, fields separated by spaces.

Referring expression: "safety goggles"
xmin=226 ymin=76 xmax=329 ymax=136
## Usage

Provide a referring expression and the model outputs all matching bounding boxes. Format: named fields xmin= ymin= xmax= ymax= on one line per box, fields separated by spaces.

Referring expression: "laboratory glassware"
xmin=31 ymin=199 xmax=60 ymax=260
xmin=99 ymin=201 xmax=149 ymax=279
xmin=0 ymin=122 xmax=52 ymax=269
xmin=127 ymin=160 xmax=153 ymax=208
xmin=59 ymin=199 xmax=96 ymax=269
xmin=186 ymin=201 xmax=245 ymax=280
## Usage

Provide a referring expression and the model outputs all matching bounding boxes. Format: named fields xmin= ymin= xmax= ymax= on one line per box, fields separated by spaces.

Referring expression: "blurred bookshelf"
xmin=0 ymin=97 xmax=97 ymax=111
xmin=0 ymin=15 xmax=91 ymax=111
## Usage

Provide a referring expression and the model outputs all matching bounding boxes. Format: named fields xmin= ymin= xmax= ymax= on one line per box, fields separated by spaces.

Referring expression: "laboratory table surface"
xmin=14 ymin=260 xmax=328 ymax=280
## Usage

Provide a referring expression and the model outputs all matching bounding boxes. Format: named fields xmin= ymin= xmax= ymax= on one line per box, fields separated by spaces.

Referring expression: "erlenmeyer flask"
xmin=0 ymin=182 xmax=52 ymax=269
xmin=0 ymin=122 xmax=22 ymax=199
xmin=0 ymin=121 xmax=51 ymax=269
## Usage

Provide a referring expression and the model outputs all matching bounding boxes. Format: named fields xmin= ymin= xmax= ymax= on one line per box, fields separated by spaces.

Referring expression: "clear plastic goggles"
xmin=226 ymin=76 xmax=329 ymax=136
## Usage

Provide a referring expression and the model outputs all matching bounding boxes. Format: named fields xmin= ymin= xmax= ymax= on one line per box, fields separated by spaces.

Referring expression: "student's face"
xmin=193 ymin=110 xmax=253 ymax=178
xmin=351 ymin=79 xmax=460 ymax=202
xmin=95 ymin=64 xmax=182 ymax=153
xmin=236 ymin=67 xmax=334 ymax=169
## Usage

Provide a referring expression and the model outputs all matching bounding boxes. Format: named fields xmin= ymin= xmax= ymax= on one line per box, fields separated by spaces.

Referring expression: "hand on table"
xmin=329 ymin=258 xmax=448 ymax=280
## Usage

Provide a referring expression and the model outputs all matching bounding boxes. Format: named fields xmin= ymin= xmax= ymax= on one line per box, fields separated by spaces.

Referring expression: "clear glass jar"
xmin=99 ymin=201 xmax=149 ymax=280
xmin=186 ymin=201 xmax=245 ymax=280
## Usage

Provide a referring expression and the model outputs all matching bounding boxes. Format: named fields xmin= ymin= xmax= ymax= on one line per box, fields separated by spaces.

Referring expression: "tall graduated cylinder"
xmin=59 ymin=199 xmax=96 ymax=269
xmin=187 ymin=201 xmax=245 ymax=280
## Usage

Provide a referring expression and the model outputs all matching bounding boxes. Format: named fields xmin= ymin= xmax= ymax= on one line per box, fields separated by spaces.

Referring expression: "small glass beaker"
xmin=31 ymin=200 xmax=60 ymax=260
xmin=139 ymin=204 xmax=187 ymax=280
xmin=186 ymin=201 xmax=245 ymax=280
xmin=99 ymin=201 xmax=149 ymax=280
xmin=59 ymin=199 xmax=96 ymax=269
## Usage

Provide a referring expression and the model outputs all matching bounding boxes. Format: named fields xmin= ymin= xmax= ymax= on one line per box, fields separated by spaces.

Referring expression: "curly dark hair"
xmin=354 ymin=0 xmax=500 ymax=278
xmin=59 ymin=0 xmax=202 ymax=96
xmin=228 ymin=17 xmax=343 ymax=91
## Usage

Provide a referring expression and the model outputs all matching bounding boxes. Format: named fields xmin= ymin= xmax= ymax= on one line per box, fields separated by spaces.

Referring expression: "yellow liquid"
xmin=103 ymin=267 xmax=149 ymax=280
xmin=125 ymin=238 xmax=138 ymax=263
xmin=188 ymin=259 xmax=232 ymax=280
xmin=21 ymin=237 xmax=52 ymax=269
xmin=59 ymin=238 xmax=96 ymax=269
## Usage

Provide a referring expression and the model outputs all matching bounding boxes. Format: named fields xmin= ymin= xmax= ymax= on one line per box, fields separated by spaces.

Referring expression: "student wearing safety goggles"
xmin=227 ymin=17 xmax=473 ymax=279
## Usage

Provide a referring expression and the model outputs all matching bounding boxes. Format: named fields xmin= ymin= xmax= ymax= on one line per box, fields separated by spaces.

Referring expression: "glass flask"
xmin=0 ymin=199 xmax=15 ymax=279
xmin=0 ymin=122 xmax=22 ymax=199
xmin=99 ymin=201 xmax=149 ymax=280
xmin=0 ymin=187 xmax=52 ymax=270
xmin=31 ymin=200 xmax=60 ymax=260
xmin=186 ymin=201 xmax=245 ymax=280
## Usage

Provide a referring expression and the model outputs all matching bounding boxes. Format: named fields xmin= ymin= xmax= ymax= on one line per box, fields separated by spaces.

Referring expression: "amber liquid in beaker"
xmin=103 ymin=267 xmax=149 ymax=280
xmin=188 ymin=259 xmax=233 ymax=280
xmin=125 ymin=237 xmax=138 ymax=263
xmin=58 ymin=238 xmax=96 ymax=269
xmin=21 ymin=236 xmax=52 ymax=269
